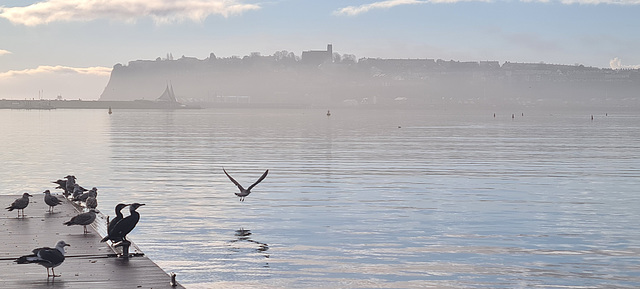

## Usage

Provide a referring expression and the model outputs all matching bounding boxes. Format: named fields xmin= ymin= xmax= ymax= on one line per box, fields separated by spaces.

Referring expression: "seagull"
xmin=71 ymin=184 xmax=88 ymax=200
xmin=85 ymin=195 xmax=98 ymax=210
xmin=223 ymin=168 xmax=269 ymax=202
xmin=52 ymin=179 xmax=67 ymax=195
xmin=74 ymin=187 xmax=97 ymax=202
xmin=64 ymin=175 xmax=76 ymax=197
xmin=15 ymin=240 xmax=70 ymax=278
xmin=63 ymin=209 xmax=97 ymax=235
xmin=43 ymin=190 xmax=63 ymax=213
xmin=103 ymin=203 xmax=144 ymax=243
xmin=100 ymin=203 xmax=129 ymax=243
xmin=6 ymin=193 xmax=32 ymax=217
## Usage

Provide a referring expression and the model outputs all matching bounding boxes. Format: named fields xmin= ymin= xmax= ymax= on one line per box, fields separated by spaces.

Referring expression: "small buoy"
xmin=108 ymin=107 xmax=112 ymax=115
xmin=326 ymin=110 xmax=331 ymax=116
xmin=398 ymin=126 xmax=401 ymax=128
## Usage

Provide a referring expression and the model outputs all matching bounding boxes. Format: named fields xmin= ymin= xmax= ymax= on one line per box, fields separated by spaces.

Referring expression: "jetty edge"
xmin=0 ymin=194 xmax=184 ymax=288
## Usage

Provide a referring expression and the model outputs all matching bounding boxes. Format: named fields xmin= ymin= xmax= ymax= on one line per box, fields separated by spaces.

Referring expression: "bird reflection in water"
xmin=229 ymin=228 xmax=270 ymax=266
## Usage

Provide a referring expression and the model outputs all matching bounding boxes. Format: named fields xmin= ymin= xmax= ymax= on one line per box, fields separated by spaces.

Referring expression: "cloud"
xmin=609 ymin=57 xmax=640 ymax=69
xmin=0 ymin=65 xmax=112 ymax=79
xmin=334 ymin=0 xmax=429 ymax=16
xmin=0 ymin=0 xmax=261 ymax=26
xmin=334 ymin=0 xmax=640 ymax=16
xmin=0 ymin=49 xmax=12 ymax=56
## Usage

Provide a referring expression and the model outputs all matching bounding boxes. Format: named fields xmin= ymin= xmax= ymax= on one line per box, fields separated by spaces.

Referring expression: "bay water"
xmin=1 ymin=107 xmax=639 ymax=288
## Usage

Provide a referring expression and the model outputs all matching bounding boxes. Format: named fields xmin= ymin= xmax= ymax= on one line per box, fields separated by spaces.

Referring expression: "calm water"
xmin=1 ymin=107 xmax=639 ymax=288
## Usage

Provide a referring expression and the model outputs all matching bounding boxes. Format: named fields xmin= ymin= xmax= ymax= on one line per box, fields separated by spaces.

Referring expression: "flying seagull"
xmin=63 ymin=209 xmax=97 ymax=235
xmin=100 ymin=203 xmax=129 ymax=243
xmin=43 ymin=190 xmax=63 ymax=213
xmin=223 ymin=168 xmax=269 ymax=202
xmin=15 ymin=240 xmax=70 ymax=278
xmin=6 ymin=193 xmax=32 ymax=217
xmin=103 ymin=203 xmax=145 ymax=243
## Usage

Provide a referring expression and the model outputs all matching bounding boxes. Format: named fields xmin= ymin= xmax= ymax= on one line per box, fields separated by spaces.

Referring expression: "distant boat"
xmin=157 ymin=83 xmax=177 ymax=103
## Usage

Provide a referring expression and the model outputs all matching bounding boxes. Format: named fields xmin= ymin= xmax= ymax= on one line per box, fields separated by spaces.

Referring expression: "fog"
xmin=99 ymin=50 xmax=640 ymax=110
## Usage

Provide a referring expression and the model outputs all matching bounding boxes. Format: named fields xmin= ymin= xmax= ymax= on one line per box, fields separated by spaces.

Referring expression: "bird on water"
xmin=63 ymin=209 xmax=97 ymax=235
xmin=6 ymin=192 xmax=32 ymax=217
xmin=15 ymin=240 xmax=70 ymax=278
xmin=223 ymin=168 xmax=269 ymax=202
xmin=102 ymin=203 xmax=145 ymax=243
xmin=43 ymin=190 xmax=63 ymax=213
xmin=100 ymin=203 xmax=130 ymax=243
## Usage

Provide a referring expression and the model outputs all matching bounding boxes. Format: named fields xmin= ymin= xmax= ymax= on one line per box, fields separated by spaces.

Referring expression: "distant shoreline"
xmin=0 ymin=99 xmax=201 ymax=110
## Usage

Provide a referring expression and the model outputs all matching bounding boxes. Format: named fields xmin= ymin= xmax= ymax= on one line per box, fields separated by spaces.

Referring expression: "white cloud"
xmin=0 ymin=0 xmax=261 ymax=26
xmin=0 ymin=49 xmax=12 ymax=56
xmin=333 ymin=0 xmax=429 ymax=16
xmin=609 ymin=57 xmax=640 ymax=69
xmin=334 ymin=0 xmax=640 ymax=16
xmin=0 ymin=65 xmax=112 ymax=79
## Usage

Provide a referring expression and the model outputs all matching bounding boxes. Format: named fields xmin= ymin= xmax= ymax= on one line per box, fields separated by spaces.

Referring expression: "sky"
xmin=1 ymin=0 xmax=639 ymax=100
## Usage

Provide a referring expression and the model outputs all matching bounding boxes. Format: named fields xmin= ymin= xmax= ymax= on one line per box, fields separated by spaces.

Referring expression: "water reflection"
xmin=229 ymin=228 xmax=269 ymax=257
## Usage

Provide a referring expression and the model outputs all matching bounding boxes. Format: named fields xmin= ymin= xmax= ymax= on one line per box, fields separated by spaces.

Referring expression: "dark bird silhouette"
xmin=6 ymin=193 xmax=32 ymax=217
xmin=100 ymin=203 xmax=129 ymax=243
xmin=43 ymin=190 xmax=63 ymax=213
xmin=223 ymin=168 xmax=269 ymax=202
xmin=102 ymin=203 xmax=144 ymax=243
xmin=16 ymin=240 xmax=70 ymax=278
xmin=63 ymin=209 xmax=97 ymax=235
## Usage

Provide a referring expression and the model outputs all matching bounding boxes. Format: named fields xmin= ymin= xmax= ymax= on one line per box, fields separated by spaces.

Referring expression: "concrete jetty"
xmin=0 ymin=194 xmax=184 ymax=288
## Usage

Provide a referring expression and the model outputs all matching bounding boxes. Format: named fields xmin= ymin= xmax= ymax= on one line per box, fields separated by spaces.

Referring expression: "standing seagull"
xmin=85 ymin=195 xmax=98 ymax=210
xmin=103 ymin=203 xmax=145 ymax=243
xmin=223 ymin=168 xmax=269 ymax=202
xmin=100 ymin=203 xmax=129 ymax=243
xmin=6 ymin=193 xmax=32 ymax=217
xmin=43 ymin=190 xmax=63 ymax=213
xmin=64 ymin=175 xmax=76 ymax=197
xmin=63 ymin=209 xmax=97 ymax=235
xmin=16 ymin=240 xmax=70 ymax=278
xmin=52 ymin=179 xmax=67 ymax=195
xmin=75 ymin=187 xmax=97 ymax=202
xmin=71 ymin=184 xmax=88 ymax=200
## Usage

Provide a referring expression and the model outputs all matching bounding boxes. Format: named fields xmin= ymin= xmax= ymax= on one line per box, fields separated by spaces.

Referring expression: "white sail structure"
xmin=157 ymin=84 xmax=177 ymax=102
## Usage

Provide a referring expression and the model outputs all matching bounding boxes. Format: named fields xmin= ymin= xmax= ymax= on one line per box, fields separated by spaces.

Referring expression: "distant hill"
xmin=99 ymin=49 xmax=640 ymax=109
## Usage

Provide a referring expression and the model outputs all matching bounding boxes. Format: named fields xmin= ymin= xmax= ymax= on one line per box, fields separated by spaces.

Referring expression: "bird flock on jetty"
xmin=6 ymin=169 xmax=269 ymax=279
xmin=7 ymin=175 xmax=146 ymax=278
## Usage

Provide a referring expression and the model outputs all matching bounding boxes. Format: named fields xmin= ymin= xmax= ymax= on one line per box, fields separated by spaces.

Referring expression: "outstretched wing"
xmin=223 ymin=168 xmax=245 ymax=191
xmin=247 ymin=170 xmax=269 ymax=191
